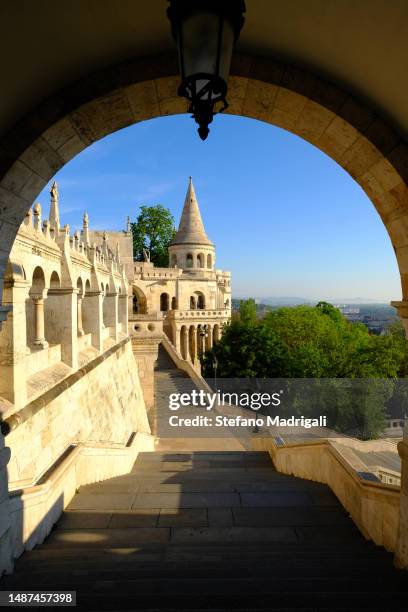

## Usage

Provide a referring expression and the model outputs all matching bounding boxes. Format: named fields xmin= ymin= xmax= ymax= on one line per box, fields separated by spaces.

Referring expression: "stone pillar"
xmin=32 ymin=297 xmax=48 ymax=348
xmin=206 ymin=325 xmax=213 ymax=351
xmin=0 ymin=435 xmax=13 ymax=576
xmin=119 ymin=293 xmax=128 ymax=335
xmin=396 ymin=436 xmax=408 ymax=568
xmin=197 ymin=326 xmax=204 ymax=356
xmin=173 ymin=324 xmax=181 ymax=354
xmin=189 ymin=326 xmax=196 ymax=362
xmin=131 ymin=338 xmax=160 ymax=427
xmin=0 ymin=279 xmax=28 ymax=406
xmin=104 ymin=292 xmax=119 ymax=341
xmin=77 ymin=295 xmax=84 ymax=336
xmin=46 ymin=288 xmax=78 ymax=369
xmin=82 ymin=291 xmax=103 ymax=352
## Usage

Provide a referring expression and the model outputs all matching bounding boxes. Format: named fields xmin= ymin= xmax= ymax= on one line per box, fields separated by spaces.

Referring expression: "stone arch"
xmin=76 ymin=276 xmax=84 ymax=297
xmin=171 ymin=296 xmax=177 ymax=310
xmin=44 ymin=270 xmax=61 ymax=344
xmin=207 ymin=254 xmax=212 ymax=269
xmin=49 ymin=271 xmax=60 ymax=289
xmin=190 ymin=295 xmax=196 ymax=310
xmin=160 ymin=292 xmax=169 ymax=312
xmin=30 ymin=266 xmax=46 ymax=296
xmin=0 ymin=53 xmax=408 ymax=329
xmin=186 ymin=253 xmax=194 ymax=269
xmin=27 ymin=266 xmax=46 ymax=347
xmin=197 ymin=253 xmax=204 ymax=268
xmin=195 ymin=291 xmax=205 ymax=310
xmin=132 ymin=285 xmax=147 ymax=315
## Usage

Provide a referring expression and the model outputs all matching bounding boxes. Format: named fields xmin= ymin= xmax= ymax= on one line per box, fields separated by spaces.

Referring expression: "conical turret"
xmin=169 ymin=177 xmax=215 ymax=271
xmin=171 ymin=177 xmax=213 ymax=246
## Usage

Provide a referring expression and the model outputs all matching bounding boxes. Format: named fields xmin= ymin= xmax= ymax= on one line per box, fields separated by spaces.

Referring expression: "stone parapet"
xmin=167 ymin=309 xmax=229 ymax=320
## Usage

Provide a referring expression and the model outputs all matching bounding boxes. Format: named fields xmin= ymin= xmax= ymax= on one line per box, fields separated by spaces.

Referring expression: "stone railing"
xmin=252 ymin=435 xmax=401 ymax=557
xmin=166 ymin=309 xmax=229 ymax=320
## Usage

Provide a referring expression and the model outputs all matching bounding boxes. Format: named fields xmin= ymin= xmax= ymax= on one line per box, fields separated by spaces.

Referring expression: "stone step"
xmin=2 ymin=575 xmax=407 ymax=595
xmin=11 ymin=558 xmax=398 ymax=579
xmin=2 ymin=446 xmax=403 ymax=608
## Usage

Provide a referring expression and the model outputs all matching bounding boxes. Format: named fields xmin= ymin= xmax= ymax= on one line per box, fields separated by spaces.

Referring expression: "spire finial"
xmin=49 ymin=180 xmax=60 ymax=231
xmin=82 ymin=211 xmax=90 ymax=245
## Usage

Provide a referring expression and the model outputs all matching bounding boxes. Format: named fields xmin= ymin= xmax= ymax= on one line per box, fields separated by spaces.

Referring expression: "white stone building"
xmin=129 ymin=177 xmax=231 ymax=365
xmin=0 ymin=177 xmax=231 ymax=419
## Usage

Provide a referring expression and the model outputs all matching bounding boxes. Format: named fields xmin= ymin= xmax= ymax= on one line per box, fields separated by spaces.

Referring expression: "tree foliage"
xmin=239 ymin=298 xmax=257 ymax=325
xmin=201 ymin=301 xmax=408 ymax=439
xmin=131 ymin=205 xmax=176 ymax=267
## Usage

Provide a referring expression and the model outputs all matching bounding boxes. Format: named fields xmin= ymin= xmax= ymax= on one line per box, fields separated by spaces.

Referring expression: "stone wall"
xmin=253 ymin=436 xmax=400 ymax=554
xmin=6 ymin=338 xmax=150 ymax=488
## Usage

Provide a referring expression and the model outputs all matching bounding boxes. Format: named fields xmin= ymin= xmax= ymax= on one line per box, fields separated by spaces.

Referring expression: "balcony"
xmin=166 ymin=309 xmax=229 ymax=320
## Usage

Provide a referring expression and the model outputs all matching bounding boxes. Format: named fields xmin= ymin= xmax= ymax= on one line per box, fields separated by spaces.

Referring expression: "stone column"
xmin=131 ymin=338 xmax=160 ymax=430
xmin=173 ymin=323 xmax=181 ymax=354
xmin=119 ymin=293 xmax=128 ymax=335
xmin=46 ymin=288 xmax=78 ymax=369
xmin=180 ymin=327 xmax=188 ymax=360
xmin=104 ymin=292 xmax=119 ymax=342
xmin=0 ymin=278 xmax=28 ymax=406
xmin=197 ymin=326 xmax=204 ymax=356
xmin=77 ymin=295 xmax=84 ymax=336
xmin=0 ymin=436 xmax=13 ymax=576
xmin=206 ymin=325 xmax=213 ymax=351
xmin=82 ymin=291 xmax=103 ymax=352
xmin=32 ymin=297 xmax=48 ymax=348
xmin=189 ymin=325 xmax=196 ymax=362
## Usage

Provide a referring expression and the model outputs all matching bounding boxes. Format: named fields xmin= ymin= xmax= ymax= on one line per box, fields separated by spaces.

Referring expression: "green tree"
xmin=201 ymin=319 xmax=288 ymax=378
xmin=131 ymin=205 xmax=176 ymax=267
xmin=239 ymin=298 xmax=257 ymax=325
xmin=201 ymin=303 xmax=408 ymax=439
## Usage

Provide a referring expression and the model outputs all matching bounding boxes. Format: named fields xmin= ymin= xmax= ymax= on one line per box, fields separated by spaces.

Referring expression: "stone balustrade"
xmin=167 ymin=308 xmax=230 ymax=320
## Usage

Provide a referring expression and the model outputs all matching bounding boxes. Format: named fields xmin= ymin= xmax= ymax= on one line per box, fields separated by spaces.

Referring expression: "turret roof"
xmin=171 ymin=177 xmax=213 ymax=246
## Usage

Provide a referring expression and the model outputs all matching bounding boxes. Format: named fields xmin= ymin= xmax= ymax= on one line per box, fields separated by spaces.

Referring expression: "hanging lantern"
xmin=167 ymin=0 xmax=246 ymax=140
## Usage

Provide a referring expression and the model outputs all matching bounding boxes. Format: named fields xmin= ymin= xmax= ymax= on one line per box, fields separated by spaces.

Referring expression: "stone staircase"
xmin=154 ymin=345 xmax=249 ymax=451
xmin=2 ymin=450 xmax=406 ymax=611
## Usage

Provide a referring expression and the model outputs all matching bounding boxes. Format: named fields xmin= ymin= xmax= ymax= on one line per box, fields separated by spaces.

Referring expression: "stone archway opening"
xmin=0 ymin=54 xmax=407 ymax=334
xmin=0 ymin=51 xmax=408 ymax=578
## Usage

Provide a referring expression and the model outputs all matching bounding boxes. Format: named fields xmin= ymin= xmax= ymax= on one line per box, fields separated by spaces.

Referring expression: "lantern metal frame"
xmin=167 ymin=0 xmax=246 ymax=140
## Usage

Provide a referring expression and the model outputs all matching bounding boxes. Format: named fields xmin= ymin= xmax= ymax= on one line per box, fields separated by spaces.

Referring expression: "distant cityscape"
xmin=232 ymin=299 xmax=398 ymax=335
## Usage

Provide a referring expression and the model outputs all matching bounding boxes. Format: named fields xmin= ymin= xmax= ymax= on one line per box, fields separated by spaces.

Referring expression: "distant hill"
xmin=256 ymin=297 xmax=313 ymax=306
xmin=234 ymin=297 xmax=392 ymax=307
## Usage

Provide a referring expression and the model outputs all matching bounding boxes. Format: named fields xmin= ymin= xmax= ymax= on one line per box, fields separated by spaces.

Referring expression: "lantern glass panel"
xmin=179 ymin=12 xmax=234 ymax=102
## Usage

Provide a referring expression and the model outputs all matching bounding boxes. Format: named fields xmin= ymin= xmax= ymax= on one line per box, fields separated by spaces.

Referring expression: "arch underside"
xmin=0 ymin=52 xmax=407 ymax=317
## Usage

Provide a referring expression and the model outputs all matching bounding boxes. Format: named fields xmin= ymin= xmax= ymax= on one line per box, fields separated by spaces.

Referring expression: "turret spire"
xmin=82 ymin=211 xmax=90 ymax=245
xmin=49 ymin=181 xmax=60 ymax=232
xmin=171 ymin=177 xmax=213 ymax=246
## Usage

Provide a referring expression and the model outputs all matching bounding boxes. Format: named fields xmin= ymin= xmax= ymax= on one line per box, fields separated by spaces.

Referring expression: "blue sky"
xmin=37 ymin=113 xmax=401 ymax=303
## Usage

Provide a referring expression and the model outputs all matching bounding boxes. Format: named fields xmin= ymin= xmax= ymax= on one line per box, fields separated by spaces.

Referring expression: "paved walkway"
xmin=2 ymin=450 xmax=406 ymax=610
